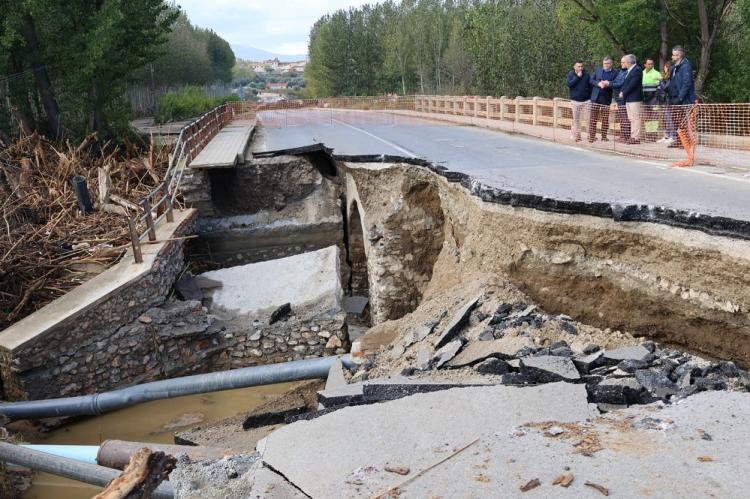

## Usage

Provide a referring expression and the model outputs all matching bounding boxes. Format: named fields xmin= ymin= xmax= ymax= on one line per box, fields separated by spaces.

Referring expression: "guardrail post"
xmin=127 ymin=216 xmax=143 ymax=264
xmin=162 ymin=183 xmax=174 ymax=223
xmin=552 ymin=98 xmax=560 ymax=129
xmin=532 ymin=97 xmax=539 ymax=125
xmin=486 ymin=96 xmax=491 ymax=119
xmin=500 ymin=96 xmax=507 ymax=120
xmin=139 ymin=199 xmax=157 ymax=242
xmin=515 ymin=96 xmax=521 ymax=123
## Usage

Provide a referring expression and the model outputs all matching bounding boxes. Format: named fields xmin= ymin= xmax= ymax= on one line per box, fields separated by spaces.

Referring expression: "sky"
xmin=177 ymin=0 xmax=373 ymax=57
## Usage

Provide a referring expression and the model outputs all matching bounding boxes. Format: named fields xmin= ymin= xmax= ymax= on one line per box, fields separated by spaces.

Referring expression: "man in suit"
xmin=566 ymin=60 xmax=592 ymax=142
xmin=666 ymin=45 xmax=698 ymax=148
xmin=618 ymin=54 xmax=643 ymax=144
xmin=588 ymin=56 xmax=618 ymax=142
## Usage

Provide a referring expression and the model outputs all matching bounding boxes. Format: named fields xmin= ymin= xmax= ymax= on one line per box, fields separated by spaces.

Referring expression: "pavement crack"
xmin=261 ymin=461 xmax=313 ymax=498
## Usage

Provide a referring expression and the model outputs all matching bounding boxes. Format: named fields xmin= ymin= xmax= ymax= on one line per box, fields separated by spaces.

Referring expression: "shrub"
xmin=154 ymin=86 xmax=240 ymax=123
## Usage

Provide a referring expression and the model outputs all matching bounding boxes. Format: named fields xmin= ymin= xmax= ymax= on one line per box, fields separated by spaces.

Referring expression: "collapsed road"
xmin=165 ymin=111 xmax=750 ymax=498
xmin=3 ymin=108 xmax=749 ymax=498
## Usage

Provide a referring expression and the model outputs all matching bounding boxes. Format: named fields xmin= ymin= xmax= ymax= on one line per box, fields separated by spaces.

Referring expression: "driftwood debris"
xmin=0 ymin=132 xmax=175 ymax=329
xmin=93 ymin=448 xmax=176 ymax=499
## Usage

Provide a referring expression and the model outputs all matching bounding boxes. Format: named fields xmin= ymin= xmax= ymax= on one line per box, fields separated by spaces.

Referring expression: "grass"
xmin=154 ymin=86 xmax=240 ymax=124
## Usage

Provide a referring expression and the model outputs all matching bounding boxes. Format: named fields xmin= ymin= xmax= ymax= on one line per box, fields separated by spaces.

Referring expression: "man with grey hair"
xmin=589 ymin=56 xmax=618 ymax=141
xmin=618 ymin=54 xmax=643 ymax=144
xmin=665 ymin=45 xmax=697 ymax=148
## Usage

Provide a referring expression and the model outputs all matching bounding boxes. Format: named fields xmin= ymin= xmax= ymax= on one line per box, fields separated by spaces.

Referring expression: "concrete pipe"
xmin=0 ymin=355 xmax=353 ymax=420
xmin=98 ymin=440 xmax=235 ymax=470
xmin=0 ymin=441 xmax=173 ymax=498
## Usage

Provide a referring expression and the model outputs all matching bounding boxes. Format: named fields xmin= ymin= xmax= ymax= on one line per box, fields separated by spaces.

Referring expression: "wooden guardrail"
xmin=128 ymin=104 xmax=235 ymax=263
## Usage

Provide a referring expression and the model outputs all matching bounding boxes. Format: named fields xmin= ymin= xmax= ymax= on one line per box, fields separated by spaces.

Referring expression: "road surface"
xmin=253 ymin=109 xmax=750 ymax=222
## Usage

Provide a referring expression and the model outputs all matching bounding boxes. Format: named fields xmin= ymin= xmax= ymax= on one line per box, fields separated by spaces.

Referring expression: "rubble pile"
xmin=353 ymin=300 xmax=750 ymax=411
xmin=0 ymin=133 xmax=171 ymax=328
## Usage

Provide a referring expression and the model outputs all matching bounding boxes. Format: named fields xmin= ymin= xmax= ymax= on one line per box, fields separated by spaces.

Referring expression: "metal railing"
xmin=412 ymin=95 xmax=750 ymax=167
xmin=128 ymin=103 xmax=236 ymax=262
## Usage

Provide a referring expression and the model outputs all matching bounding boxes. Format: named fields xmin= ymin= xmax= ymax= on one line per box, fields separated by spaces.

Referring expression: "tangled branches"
xmin=0 ymin=133 xmax=171 ymax=329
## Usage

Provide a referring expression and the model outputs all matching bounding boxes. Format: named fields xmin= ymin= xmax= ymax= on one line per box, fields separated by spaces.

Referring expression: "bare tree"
xmin=662 ymin=0 xmax=735 ymax=96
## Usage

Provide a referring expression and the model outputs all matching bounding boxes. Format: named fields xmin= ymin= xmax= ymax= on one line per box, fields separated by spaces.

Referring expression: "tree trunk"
xmin=695 ymin=0 xmax=732 ymax=98
xmin=21 ymin=14 xmax=62 ymax=138
xmin=659 ymin=2 xmax=670 ymax=69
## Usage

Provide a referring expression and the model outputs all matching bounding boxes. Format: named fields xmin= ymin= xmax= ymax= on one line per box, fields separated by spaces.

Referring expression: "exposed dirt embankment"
xmin=343 ymin=161 xmax=750 ymax=366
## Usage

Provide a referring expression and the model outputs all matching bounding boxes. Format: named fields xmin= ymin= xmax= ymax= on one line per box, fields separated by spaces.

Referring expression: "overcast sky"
xmin=177 ymin=0 xmax=373 ymax=56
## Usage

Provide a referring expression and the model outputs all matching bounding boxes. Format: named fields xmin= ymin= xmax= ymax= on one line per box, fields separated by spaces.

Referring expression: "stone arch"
xmin=347 ymin=201 xmax=371 ymax=319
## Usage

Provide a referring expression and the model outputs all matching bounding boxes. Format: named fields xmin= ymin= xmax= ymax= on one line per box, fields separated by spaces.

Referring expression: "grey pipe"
xmin=0 ymin=355 xmax=353 ymax=421
xmin=0 ymin=441 xmax=173 ymax=498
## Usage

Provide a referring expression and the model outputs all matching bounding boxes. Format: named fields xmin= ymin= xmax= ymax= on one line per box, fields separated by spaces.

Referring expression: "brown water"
xmin=22 ymin=382 xmax=296 ymax=499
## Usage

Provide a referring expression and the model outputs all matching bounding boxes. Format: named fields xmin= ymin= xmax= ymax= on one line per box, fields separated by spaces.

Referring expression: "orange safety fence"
xmin=224 ymin=96 xmax=750 ymax=170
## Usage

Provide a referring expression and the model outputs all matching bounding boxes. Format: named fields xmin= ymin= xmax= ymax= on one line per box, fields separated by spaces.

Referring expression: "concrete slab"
xmin=200 ymin=245 xmax=342 ymax=317
xmin=343 ymin=296 xmax=368 ymax=314
xmin=190 ymin=124 xmax=254 ymax=169
xmin=260 ymin=383 xmax=597 ymax=498
xmin=446 ymin=336 xmax=535 ymax=367
xmin=603 ymin=345 xmax=651 ymax=362
xmin=316 ymin=383 xmax=364 ymax=408
xmin=248 ymin=464 xmax=308 ymax=498
xmin=263 ymin=385 xmax=750 ymax=498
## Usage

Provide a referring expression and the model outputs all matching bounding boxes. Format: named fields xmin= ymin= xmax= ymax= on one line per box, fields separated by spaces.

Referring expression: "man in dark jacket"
xmin=666 ymin=45 xmax=698 ymax=148
xmin=618 ymin=54 xmax=643 ymax=144
xmin=608 ymin=67 xmax=630 ymax=141
xmin=588 ymin=56 xmax=618 ymax=142
xmin=566 ymin=60 xmax=591 ymax=141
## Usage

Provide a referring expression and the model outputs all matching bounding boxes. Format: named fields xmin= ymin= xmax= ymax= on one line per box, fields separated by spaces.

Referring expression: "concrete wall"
xmin=183 ymin=155 xmax=345 ymax=272
xmin=0 ymin=211 xmax=198 ymax=400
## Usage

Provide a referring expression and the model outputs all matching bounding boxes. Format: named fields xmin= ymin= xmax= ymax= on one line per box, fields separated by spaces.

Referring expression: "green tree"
xmin=0 ymin=0 xmax=177 ymax=138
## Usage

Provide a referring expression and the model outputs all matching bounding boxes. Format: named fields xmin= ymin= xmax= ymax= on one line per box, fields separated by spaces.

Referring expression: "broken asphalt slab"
xmin=434 ymin=294 xmax=482 ymax=348
xmin=317 ymin=377 xmax=492 ymax=408
xmin=260 ymin=383 xmax=596 ymax=498
xmin=520 ymin=356 xmax=581 ymax=383
xmin=602 ymin=345 xmax=651 ymax=363
xmin=261 ymin=390 xmax=750 ymax=497
xmin=446 ymin=335 xmax=535 ymax=367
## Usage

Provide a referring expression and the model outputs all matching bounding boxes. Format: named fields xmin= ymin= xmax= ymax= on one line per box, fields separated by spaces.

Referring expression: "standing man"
xmin=588 ymin=56 xmax=618 ymax=142
xmin=566 ymin=60 xmax=591 ymax=142
xmin=608 ymin=63 xmax=630 ymax=142
xmin=618 ymin=54 xmax=643 ymax=144
xmin=666 ymin=45 xmax=698 ymax=148
xmin=642 ymin=58 xmax=661 ymax=105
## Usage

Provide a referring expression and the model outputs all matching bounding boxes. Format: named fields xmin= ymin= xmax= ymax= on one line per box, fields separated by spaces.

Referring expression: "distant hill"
xmin=232 ymin=45 xmax=306 ymax=62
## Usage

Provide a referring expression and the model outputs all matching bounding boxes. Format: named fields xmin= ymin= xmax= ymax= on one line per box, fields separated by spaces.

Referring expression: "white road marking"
xmin=332 ymin=118 xmax=417 ymax=158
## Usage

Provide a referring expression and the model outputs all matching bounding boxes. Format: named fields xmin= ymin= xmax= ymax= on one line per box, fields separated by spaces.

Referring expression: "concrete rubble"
xmin=166 ymin=288 xmax=750 ymax=498
xmin=200 ymin=245 xmax=342 ymax=317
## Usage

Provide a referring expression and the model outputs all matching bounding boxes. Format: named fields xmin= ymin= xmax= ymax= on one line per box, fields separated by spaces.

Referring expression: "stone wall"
xmin=100 ymin=300 xmax=348 ymax=379
xmin=0 ymin=216 xmax=196 ymax=401
xmin=344 ymin=164 xmax=446 ymax=325
xmin=0 ymin=225 xmax=348 ymax=401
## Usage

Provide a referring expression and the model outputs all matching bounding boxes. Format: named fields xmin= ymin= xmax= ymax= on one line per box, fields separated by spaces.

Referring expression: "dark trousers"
xmin=616 ymin=105 xmax=631 ymax=139
xmin=588 ymin=103 xmax=610 ymax=140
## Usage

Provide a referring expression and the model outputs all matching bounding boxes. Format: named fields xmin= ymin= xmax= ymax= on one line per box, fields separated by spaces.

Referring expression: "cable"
xmin=0 ymin=68 xmax=35 ymax=84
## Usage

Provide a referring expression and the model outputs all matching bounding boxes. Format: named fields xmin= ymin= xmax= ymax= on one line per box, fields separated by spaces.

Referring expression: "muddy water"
xmin=23 ymin=382 xmax=296 ymax=499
